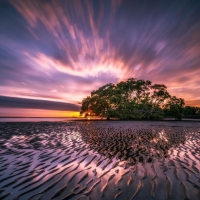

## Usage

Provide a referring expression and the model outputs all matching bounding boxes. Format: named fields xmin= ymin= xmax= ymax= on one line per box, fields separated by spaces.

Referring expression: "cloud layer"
xmin=0 ymin=96 xmax=80 ymax=111
xmin=0 ymin=0 xmax=200 ymax=116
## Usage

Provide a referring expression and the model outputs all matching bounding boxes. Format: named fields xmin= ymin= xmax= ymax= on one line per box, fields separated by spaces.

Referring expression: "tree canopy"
xmin=80 ymin=78 xmax=191 ymax=120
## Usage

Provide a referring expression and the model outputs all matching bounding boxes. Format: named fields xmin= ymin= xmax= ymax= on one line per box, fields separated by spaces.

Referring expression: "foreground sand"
xmin=0 ymin=121 xmax=199 ymax=200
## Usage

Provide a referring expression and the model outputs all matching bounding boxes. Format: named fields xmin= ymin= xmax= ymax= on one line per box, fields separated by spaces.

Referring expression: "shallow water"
xmin=0 ymin=118 xmax=82 ymax=122
xmin=0 ymin=121 xmax=199 ymax=200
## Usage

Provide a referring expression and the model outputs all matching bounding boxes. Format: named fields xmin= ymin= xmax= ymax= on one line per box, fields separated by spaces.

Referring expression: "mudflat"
xmin=0 ymin=121 xmax=199 ymax=200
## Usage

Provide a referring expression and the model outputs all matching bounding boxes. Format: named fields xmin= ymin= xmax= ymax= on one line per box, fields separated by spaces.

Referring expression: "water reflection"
xmin=80 ymin=124 xmax=187 ymax=164
xmin=0 ymin=121 xmax=199 ymax=200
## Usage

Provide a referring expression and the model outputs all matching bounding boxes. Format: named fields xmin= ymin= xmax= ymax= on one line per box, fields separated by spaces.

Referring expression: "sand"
xmin=0 ymin=120 xmax=199 ymax=200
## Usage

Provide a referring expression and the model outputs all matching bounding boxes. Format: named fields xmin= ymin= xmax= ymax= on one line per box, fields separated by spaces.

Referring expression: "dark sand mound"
xmin=0 ymin=121 xmax=199 ymax=200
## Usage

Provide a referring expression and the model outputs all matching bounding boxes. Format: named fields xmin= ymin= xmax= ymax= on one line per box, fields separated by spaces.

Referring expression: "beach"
xmin=0 ymin=120 xmax=199 ymax=200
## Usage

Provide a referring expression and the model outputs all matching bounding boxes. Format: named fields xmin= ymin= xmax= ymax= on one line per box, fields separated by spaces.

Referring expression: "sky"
xmin=0 ymin=0 xmax=200 ymax=117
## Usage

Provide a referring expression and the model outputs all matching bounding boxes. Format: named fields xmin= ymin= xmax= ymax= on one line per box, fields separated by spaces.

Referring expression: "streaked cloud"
xmin=0 ymin=96 xmax=80 ymax=111
xmin=0 ymin=0 xmax=200 ymax=116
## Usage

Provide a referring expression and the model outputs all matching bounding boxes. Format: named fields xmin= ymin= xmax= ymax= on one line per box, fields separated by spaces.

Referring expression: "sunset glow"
xmin=0 ymin=108 xmax=80 ymax=118
xmin=0 ymin=0 xmax=200 ymax=116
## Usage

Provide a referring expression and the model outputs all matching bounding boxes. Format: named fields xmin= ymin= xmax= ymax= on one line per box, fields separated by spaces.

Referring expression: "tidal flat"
xmin=0 ymin=121 xmax=199 ymax=200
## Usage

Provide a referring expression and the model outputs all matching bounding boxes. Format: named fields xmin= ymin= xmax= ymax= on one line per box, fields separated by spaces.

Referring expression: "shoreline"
xmin=0 ymin=117 xmax=200 ymax=123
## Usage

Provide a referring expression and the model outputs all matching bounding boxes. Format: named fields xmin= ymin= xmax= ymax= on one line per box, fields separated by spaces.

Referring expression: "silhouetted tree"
xmin=164 ymin=96 xmax=185 ymax=119
xmin=80 ymin=78 xmax=183 ymax=119
xmin=183 ymin=106 xmax=200 ymax=118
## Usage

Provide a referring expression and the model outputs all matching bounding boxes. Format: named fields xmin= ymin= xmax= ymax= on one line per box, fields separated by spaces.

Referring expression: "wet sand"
xmin=0 ymin=121 xmax=199 ymax=200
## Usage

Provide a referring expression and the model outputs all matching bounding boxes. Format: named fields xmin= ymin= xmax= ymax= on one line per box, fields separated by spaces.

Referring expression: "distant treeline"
xmin=80 ymin=78 xmax=200 ymax=120
xmin=182 ymin=106 xmax=200 ymax=119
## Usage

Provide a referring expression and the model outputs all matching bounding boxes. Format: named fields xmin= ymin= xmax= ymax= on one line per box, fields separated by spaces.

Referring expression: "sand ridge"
xmin=0 ymin=121 xmax=199 ymax=199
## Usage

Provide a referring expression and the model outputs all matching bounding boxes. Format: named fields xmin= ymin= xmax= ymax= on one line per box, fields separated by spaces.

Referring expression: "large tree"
xmin=164 ymin=96 xmax=185 ymax=120
xmin=80 ymin=78 xmax=185 ymax=119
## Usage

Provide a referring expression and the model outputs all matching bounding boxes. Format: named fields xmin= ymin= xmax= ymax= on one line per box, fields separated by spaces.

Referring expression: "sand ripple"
xmin=0 ymin=121 xmax=199 ymax=200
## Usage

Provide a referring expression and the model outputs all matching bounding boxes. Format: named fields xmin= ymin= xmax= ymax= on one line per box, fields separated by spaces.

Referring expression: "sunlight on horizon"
xmin=0 ymin=108 xmax=80 ymax=118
